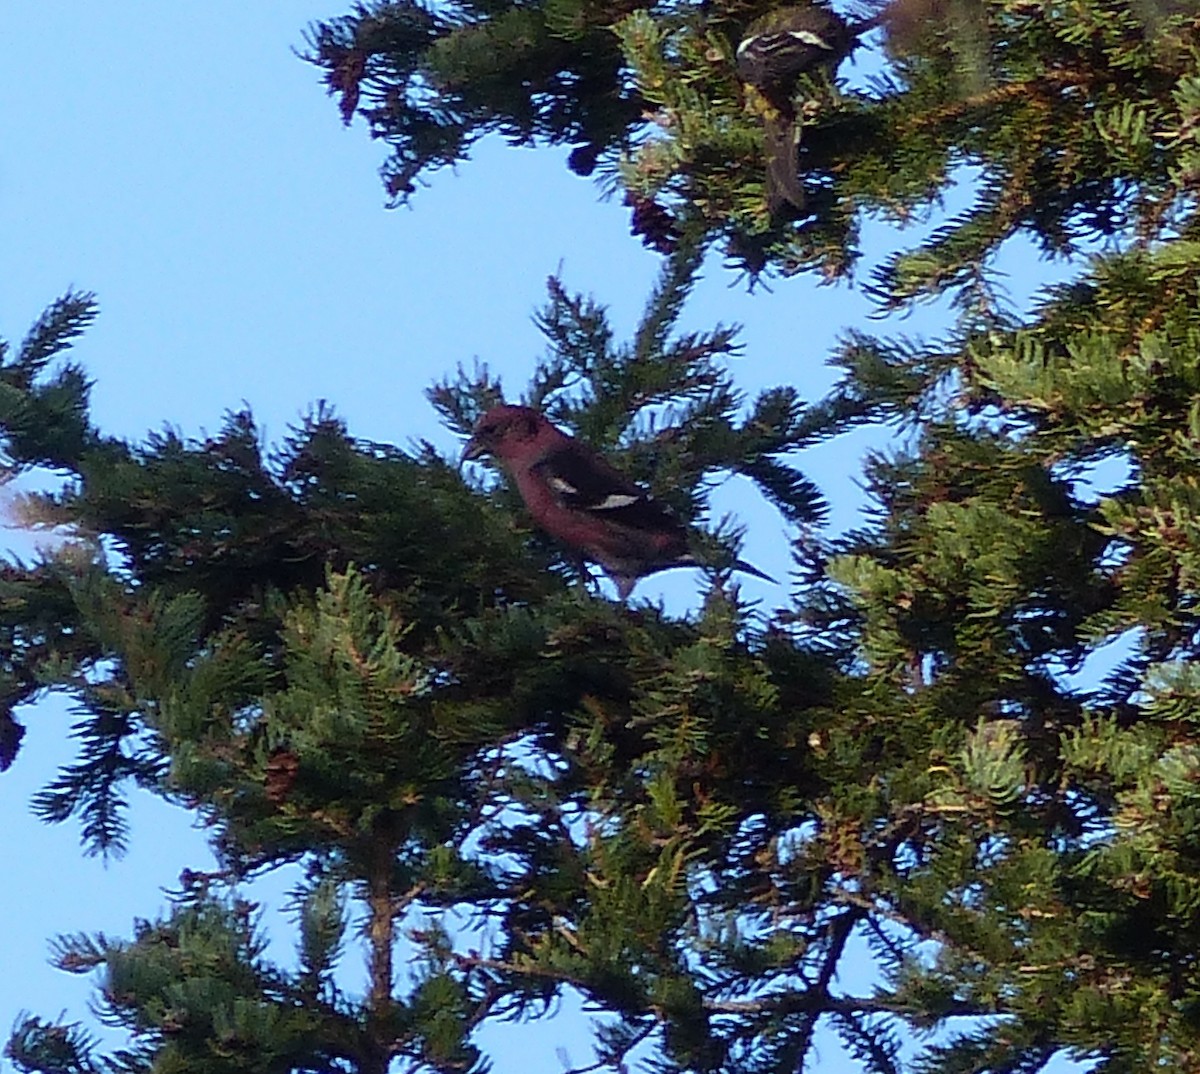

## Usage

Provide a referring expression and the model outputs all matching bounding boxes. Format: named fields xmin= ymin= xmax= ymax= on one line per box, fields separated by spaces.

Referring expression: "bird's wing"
xmin=531 ymin=444 xmax=684 ymax=534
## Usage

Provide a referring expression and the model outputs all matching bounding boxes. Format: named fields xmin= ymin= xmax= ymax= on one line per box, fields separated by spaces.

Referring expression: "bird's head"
xmin=462 ymin=404 xmax=551 ymax=463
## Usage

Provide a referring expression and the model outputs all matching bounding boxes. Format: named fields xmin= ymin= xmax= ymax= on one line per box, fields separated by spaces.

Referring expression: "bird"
xmin=735 ymin=3 xmax=861 ymax=213
xmin=462 ymin=403 xmax=775 ymax=600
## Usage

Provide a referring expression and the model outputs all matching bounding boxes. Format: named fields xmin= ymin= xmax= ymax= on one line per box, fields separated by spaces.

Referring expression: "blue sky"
xmin=1 ymin=5 xmax=1093 ymax=1072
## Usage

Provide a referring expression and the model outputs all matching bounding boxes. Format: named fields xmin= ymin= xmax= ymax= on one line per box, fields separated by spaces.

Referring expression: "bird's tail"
xmin=679 ymin=551 xmax=778 ymax=586
xmin=730 ymin=557 xmax=777 ymax=585
xmin=763 ymin=112 xmax=804 ymax=214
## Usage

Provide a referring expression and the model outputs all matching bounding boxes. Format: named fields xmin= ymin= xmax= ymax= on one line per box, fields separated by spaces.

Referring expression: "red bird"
xmin=462 ymin=404 xmax=774 ymax=599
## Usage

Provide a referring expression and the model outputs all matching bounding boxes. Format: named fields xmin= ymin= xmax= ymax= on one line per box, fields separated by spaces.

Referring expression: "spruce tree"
xmin=9 ymin=1 xmax=1200 ymax=1073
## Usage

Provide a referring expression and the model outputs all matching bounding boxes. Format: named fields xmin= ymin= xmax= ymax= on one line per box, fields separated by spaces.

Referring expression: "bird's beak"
xmin=461 ymin=436 xmax=488 ymax=462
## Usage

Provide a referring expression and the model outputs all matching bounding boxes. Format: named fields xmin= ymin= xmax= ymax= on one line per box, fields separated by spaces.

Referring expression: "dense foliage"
xmin=9 ymin=2 xmax=1200 ymax=1073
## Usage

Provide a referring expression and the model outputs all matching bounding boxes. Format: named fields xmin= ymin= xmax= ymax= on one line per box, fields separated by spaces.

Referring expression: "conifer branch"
xmin=701 ymin=991 xmax=991 ymax=1019
xmin=898 ymin=68 xmax=1090 ymax=136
